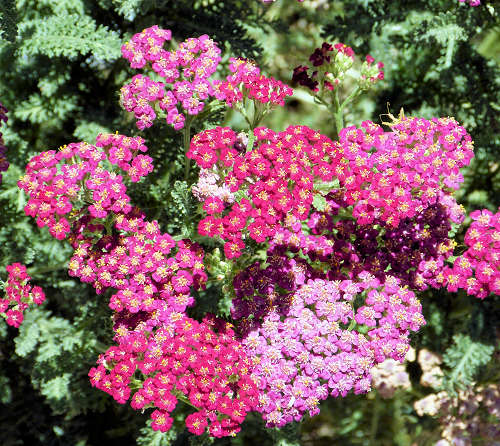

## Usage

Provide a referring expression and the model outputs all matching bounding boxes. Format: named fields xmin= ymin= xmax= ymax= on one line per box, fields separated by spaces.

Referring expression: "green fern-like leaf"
xmin=112 ymin=0 xmax=144 ymax=21
xmin=442 ymin=334 xmax=494 ymax=393
xmin=14 ymin=93 xmax=79 ymax=124
xmin=73 ymin=120 xmax=112 ymax=142
xmin=19 ymin=14 xmax=122 ymax=61
xmin=40 ymin=374 xmax=71 ymax=401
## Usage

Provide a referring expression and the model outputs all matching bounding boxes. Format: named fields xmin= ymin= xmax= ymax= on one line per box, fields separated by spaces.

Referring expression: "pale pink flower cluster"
xmin=371 ymin=358 xmax=412 ymax=398
xmin=418 ymin=349 xmax=444 ymax=389
xmin=191 ymin=168 xmax=235 ymax=204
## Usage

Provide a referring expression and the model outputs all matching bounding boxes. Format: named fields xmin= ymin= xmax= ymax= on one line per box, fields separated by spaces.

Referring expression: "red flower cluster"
xmin=18 ymin=134 xmax=151 ymax=240
xmin=89 ymin=315 xmax=258 ymax=437
xmin=188 ymin=125 xmax=342 ymax=257
xmin=1 ymin=263 xmax=45 ymax=328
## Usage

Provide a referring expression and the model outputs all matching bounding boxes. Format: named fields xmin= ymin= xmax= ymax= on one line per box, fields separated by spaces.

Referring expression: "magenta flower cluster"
xmin=121 ymin=26 xmax=222 ymax=130
xmin=89 ymin=315 xmax=258 ymax=437
xmin=18 ymin=134 xmax=152 ymax=240
xmin=242 ymin=275 xmax=424 ymax=426
xmin=1 ymin=263 xmax=45 ymax=328
xmin=439 ymin=208 xmax=500 ymax=298
xmin=68 ymin=211 xmax=207 ymax=319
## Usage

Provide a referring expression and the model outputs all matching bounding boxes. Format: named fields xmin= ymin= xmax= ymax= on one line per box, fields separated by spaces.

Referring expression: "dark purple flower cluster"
xmin=231 ymin=250 xmax=320 ymax=334
xmin=0 ymin=102 xmax=8 ymax=183
xmin=263 ymin=190 xmax=460 ymax=291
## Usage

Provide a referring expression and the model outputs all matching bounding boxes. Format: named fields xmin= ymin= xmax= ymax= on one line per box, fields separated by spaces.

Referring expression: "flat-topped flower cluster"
xmin=120 ymin=26 xmax=292 ymax=131
xmin=243 ymin=275 xmax=424 ymax=427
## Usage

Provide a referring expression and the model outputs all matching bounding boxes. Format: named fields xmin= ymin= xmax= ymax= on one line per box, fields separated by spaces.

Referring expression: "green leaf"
xmin=312 ymin=194 xmax=327 ymax=211
xmin=442 ymin=334 xmax=495 ymax=393
xmin=14 ymin=312 xmax=41 ymax=357
xmin=19 ymin=14 xmax=122 ymax=61
xmin=40 ymin=374 xmax=71 ymax=401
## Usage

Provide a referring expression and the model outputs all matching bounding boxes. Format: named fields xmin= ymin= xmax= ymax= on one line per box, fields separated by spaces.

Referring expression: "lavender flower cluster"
xmin=241 ymin=275 xmax=425 ymax=426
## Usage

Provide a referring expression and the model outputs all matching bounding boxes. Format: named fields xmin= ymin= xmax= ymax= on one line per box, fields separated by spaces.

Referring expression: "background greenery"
xmin=0 ymin=0 xmax=498 ymax=444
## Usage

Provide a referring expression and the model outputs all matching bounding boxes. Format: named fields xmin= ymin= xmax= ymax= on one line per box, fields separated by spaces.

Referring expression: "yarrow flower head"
xmin=89 ymin=315 xmax=258 ymax=437
xmin=18 ymin=134 xmax=151 ymax=240
xmin=439 ymin=208 xmax=500 ymax=298
xmin=1 ymin=263 xmax=45 ymax=328
xmin=242 ymin=276 xmax=424 ymax=427
xmin=213 ymin=57 xmax=293 ymax=109
xmin=121 ymin=26 xmax=223 ymax=130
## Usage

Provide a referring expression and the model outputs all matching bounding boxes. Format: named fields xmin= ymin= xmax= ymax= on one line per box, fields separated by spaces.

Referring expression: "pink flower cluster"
xmin=89 ymin=315 xmax=258 ymax=437
xmin=18 ymin=134 xmax=152 ymax=240
xmin=67 ymin=211 xmax=207 ymax=321
xmin=439 ymin=208 xmax=500 ymax=298
xmin=242 ymin=274 xmax=425 ymax=427
xmin=121 ymin=26 xmax=222 ymax=130
xmin=1 ymin=263 xmax=45 ymax=328
xmin=213 ymin=58 xmax=293 ymax=108
xmin=338 ymin=117 xmax=473 ymax=227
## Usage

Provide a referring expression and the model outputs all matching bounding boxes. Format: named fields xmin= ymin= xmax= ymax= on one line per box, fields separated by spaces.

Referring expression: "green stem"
xmin=332 ymin=90 xmax=343 ymax=138
xmin=369 ymin=392 xmax=381 ymax=445
xmin=444 ymin=36 xmax=456 ymax=69
xmin=183 ymin=115 xmax=194 ymax=181
xmin=335 ymin=86 xmax=361 ymax=134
